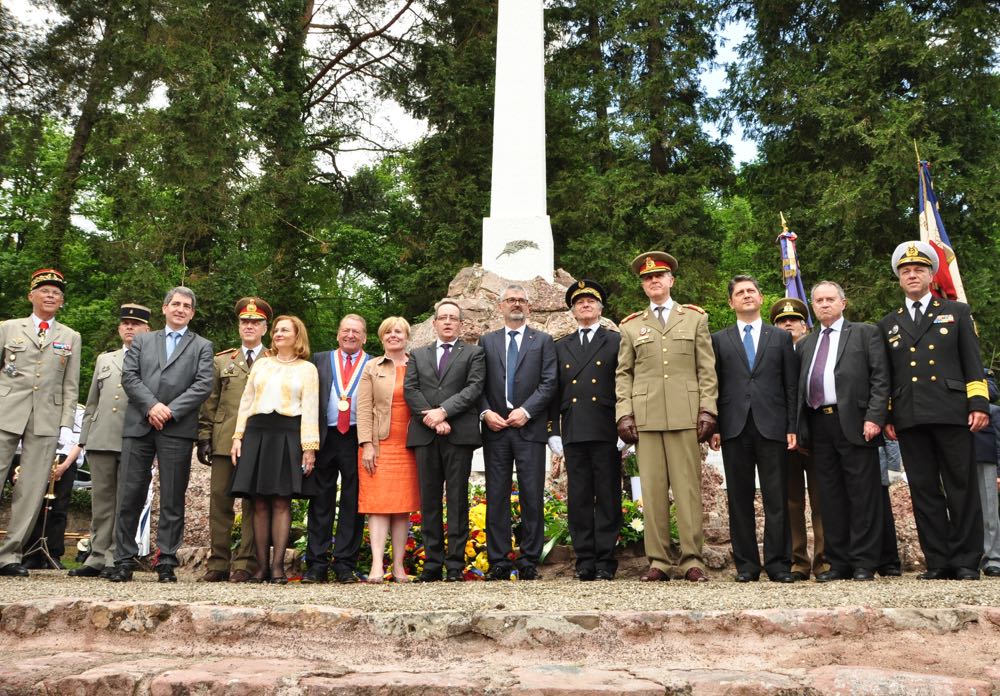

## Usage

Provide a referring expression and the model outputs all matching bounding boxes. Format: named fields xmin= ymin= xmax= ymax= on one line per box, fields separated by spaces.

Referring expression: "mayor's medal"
xmin=338 ymin=397 xmax=350 ymax=412
xmin=331 ymin=349 xmax=369 ymax=414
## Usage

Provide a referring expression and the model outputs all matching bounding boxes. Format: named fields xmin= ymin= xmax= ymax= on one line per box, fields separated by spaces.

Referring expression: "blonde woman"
xmin=357 ymin=317 xmax=420 ymax=582
xmin=230 ymin=316 xmax=319 ymax=584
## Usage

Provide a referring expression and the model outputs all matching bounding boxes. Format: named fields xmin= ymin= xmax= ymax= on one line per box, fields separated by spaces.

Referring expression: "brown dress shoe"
xmin=639 ymin=567 xmax=670 ymax=582
xmin=229 ymin=569 xmax=252 ymax=583
xmin=199 ymin=570 xmax=229 ymax=583
xmin=684 ymin=567 xmax=709 ymax=583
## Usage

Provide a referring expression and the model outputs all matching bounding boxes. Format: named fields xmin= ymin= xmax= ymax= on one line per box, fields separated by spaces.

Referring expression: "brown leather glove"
xmin=696 ymin=411 xmax=717 ymax=443
xmin=196 ymin=440 xmax=213 ymax=466
xmin=616 ymin=415 xmax=639 ymax=445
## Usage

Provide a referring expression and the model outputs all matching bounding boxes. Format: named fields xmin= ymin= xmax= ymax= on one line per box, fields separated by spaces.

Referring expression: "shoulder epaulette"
xmin=216 ymin=348 xmax=239 ymax=357
xmin=620 ymin=311 xmax=642 ymax=324
xmin=683 ymin=304 xmax=706 ymax=314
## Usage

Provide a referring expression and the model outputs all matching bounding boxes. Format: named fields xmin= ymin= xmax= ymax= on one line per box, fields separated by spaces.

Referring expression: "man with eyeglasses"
xmin=0 ymin=269 xmax=81 ymax=577
xmin=404 ymin=299 xmax=485 ymax=582
xmin=479 ymin=285 xmax=557 ymax=580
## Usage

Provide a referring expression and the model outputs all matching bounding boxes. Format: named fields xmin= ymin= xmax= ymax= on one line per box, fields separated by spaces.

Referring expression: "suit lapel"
xmin=834 ymin=321 xmax=851 ymax=365
xmin=112 ymin=348 xmax=125 ymax=372
xmin=155 ymin=331 xmax=168 ymax=370
xmin=662 ymin=306 xmax=683 ymax=334
xmin=165 ymin=330 xmax=194 ymax=368
xmin=439 ymin=341 xmax=463 ymax=381
xmin=753 ymin=324 xmax=773 ymax=374
xmin=514 ymin=328 xmax=536 ymax=373
xmin=565 ymin=330 xmax=584 ymax=364
xmin=727 ymin=325 xmax=750 ymax=372
xmin=21 ymin=321 xmax=38 ymax=347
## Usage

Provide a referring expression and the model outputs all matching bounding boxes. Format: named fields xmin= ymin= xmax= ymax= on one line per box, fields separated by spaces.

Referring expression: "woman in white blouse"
xmin=230 ymin=315 xmax=319 ymax=583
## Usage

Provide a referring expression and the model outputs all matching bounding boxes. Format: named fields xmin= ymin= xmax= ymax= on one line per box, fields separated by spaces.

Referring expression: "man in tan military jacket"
xmin=0 ymin=269 xmax=82 ymax=577
xmin=615 ymin=252 xmax=718 ymax=582
xmin=195 ymin=297 xmax=271 ymax=583
xmin=69 ymin=304 xmax=151 ymax=578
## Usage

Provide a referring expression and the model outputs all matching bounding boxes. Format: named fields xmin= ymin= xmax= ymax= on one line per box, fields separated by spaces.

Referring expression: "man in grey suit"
xmin=479 ymin=284 xmax=557 ymax=580
xmin=404 ymin=299 xmax=485 ymax=582
xmin=797 ymin=280 xmax=890 ymax=582
xmin=0 ymin=269 xmax=82 ymax=577
xmin=109 ymin=287 xmax=214 ymax=583
xmin=69 ymin=303 xmax=151 ymax=578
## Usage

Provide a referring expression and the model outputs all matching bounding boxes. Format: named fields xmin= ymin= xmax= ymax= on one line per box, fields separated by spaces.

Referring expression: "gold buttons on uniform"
xmin=592 ymin=396 xmax=597 ymax=401
xmin=572 ymin=397 xmax=577 ymax=403
xmin=910 ymin=347 xmax=916 ymax=353
xmin=929 ymin=345 xmax=935 ymax=350
xmin=112 ymin=407 xmax=118 ymax=412
xmin=931 ymin=376 xmax=937 ymax=381
xmin=571 ymin=379 xmax=577 ymax=384
xmin=565 ymin=363 xmax=571 ymax=369
xmin=912 ymin=377 xmax=918 ymax=382
xmin=596 ymin=361 xmax=602 ymax=366
xmin=929 ymin=360 xmax=935 ymax=365
xmin=664 ymin=374 xmax=669 ymax=379
xmin=662 ymin=348 xmax=668 ymax=352
xmin=33 ymin=386 xmax=38 ymax=390
xmin=114 ymin=395 xmax=120 ymax=399
xmin=910 ymin=361 xmax=916 ymax=367
xmin=591 ymin=378 xmax=597 ymax=383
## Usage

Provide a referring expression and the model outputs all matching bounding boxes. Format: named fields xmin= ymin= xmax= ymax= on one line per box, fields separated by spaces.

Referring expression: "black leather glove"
xmin=616 ymin=415 xmax=639 ymax=445
xmin=696 ymin=411 xmax=717 ymax=443
xmin=196 ymin=439 xmax=213 ymax=466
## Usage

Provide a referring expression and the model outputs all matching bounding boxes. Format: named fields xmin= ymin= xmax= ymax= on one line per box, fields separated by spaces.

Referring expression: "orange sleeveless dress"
xmin=357 ymin=364 xmax=420 ymax=513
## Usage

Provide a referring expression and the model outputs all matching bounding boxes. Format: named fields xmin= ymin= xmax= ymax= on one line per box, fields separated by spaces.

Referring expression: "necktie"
xmin=166 ymin=332 xmax=180 ymax=360
xmin=506 ymin=330 xmax=519 ymax=405
xmin=38 ymin=320 xmax=49 ymax=341
xmin=808 ymin=328 xmax=833 ymax=409
xmin=337 ymin=353 xmax=355 ymax=434
xmin=654 ymin=306 xmax=666 ymax=328
xmin=912 ymin=300 xmax=923 ymax=324
xmin=437 ymin=343 xmax=452 ymax=377
xmin=742 ymin=325 xmax=756 ymax=369
xmin=246 ymin=350 xmax=254 ymax=369
xmin=580 ymin=327 xmax=591 ymax=347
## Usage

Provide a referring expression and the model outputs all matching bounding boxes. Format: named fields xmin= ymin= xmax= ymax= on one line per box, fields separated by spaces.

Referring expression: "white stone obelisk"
xmin=481 ymin=0 xmax=553 ymax=282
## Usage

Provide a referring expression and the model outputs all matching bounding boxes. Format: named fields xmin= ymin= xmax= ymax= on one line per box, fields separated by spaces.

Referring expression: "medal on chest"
xmin=332 ymin=350 xmax=368 ymax=410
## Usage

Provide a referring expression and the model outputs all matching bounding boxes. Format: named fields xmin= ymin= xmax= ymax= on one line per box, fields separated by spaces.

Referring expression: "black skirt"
xmin=228 ymin=413 xmax=318 ymax=499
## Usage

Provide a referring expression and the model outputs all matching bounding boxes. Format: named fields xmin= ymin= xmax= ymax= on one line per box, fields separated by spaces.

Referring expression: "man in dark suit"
xmin=710 ymin=275 xmax=798 ymax=583
xmin=479 ymin=284 xmax=557 ymax=580
xmin=110 ymin=287 xmax=214 ymax=582
xmin=548 ymin=280 xmax=621 ymax=581
xmin=302 ymin=314 xmax=370 ymax=584
xmin=880 ymin=241 xmax=989 ymax=580
xmin=404 ymin=299 xmax=485 ymax=582
xmin=797 ymin=280 xmax=890 ymax=581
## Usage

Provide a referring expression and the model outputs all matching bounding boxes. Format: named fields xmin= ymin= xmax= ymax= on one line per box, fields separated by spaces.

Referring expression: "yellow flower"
xmin=473 ymin=553 xmax=490 ymax=572
xmin=469 ymin=503 xmax=487 ymax=531
xmin=465 ymin=540 xmax=476 ymax=558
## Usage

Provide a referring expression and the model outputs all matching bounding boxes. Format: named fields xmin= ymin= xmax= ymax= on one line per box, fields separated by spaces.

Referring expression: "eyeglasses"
xmin=502 ymin=298 xmax=528 ymax=306
xmin=435 ymin=315 xmax=461 ymax=323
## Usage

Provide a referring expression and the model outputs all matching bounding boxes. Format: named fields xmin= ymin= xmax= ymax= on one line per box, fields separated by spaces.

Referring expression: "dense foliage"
xmin=2 ymin=0 xmax=998 ymax=384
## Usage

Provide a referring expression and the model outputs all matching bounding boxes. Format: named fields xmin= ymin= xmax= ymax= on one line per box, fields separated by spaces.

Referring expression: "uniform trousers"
xmin=81 ymin=451 xmax=121 ymax=570
xmin=808 ymin=410 xmax=882 ymax=573
xmin=484 ymin=430 xmax=546 ymax=570
xmin=636 ymin=429 xmax=704 ymax=573
xmin=787 ymin=450 xmax=828 ymax=576
xmin=114 ymin=431 xmax=194 ymax=568
xmin=208 ymin=454 xmax=256 ymax=572
xmin=975 ymin=461 xmax=1000 ymax=570
xmin=305 ymin=426 xmax=362 ymax=573
xmin=897 ymin=424 xmax=983 ymax=570
xmin=564 ymin=441 xmax=621 ymax=574
xmin=0 ymin=414 xmax=60 ymax=564
xmin=879 ymin=484 xmax=901 ymax=570
xmin=415 ymin=437 xmax=475 ymax=574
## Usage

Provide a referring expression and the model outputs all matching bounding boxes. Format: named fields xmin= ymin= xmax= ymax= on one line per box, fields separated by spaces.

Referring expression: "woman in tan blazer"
xmin=357 ymin=317 xmax=420 ymax=582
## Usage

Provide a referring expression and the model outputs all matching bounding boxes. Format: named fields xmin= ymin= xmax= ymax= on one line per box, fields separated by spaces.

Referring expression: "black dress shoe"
xmin=735 ymin=571 xmax=758 ymax=583
xmin=917 ymin=568 xmax=954 ymax=580
xmin=594 ymin=569 xmax=615 ymax=581
xmin=445 ymin=568 xmax=464 ymax=582
xmin=68 ymin=565 xmax=102 ymax=577
xmin=486 ymin=565 xmax=513 ymax=581
xmin=983 ymin=566 xmax=1000 ymax=577
xmin=0 ymin=563 xmax=29 ymax=577
xmin=108 ymin=565 xmax=133 ymax=583
xmin=790 ymin=571 xmax=810 ymax=582
xmin=815 ymin=570 xmax=849 ymax=583
xmin=575 ymin=568 xmax=596 ymax=581
xmin=518 ymin=565 xmax=540 ymax=580
xmin=157 ymin=566 xmax=177 ymax=583
xmin=852 ymin=568 xmax=875 ymax=581
xmin=99 ymin=566 xmax=116 ymax=579
xmin=876 ymin=565 xmax=902 ymax=577
xmin=301 ymin=566 xmax=328 ymax=584
xmin=334 ymin=567 xmax=359 ymax=584
xmin=415 ymin=571 xmax=441 ymax=583
xmin=769 ymin=571 xmax=796 ymax=583
xmin=955 ymin=567 xmax=980 ymax=581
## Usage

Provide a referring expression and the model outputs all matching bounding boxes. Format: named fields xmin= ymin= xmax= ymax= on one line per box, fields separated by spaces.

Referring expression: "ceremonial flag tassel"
xmin=776 ymin=212 xmax=813 ymax=326
xmin=916 ymin=152 xmax=966 ymax=302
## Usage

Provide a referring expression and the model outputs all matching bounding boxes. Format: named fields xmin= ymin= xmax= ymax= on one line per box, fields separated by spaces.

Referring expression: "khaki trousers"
xmin=637 ymin=429 xmax=704 ymax=573
xmin=0 ymin=412 xmax=59 ymax=564
xmin=208 ymin=454 xmax=256 ymax=572
xmin=787 ymin=450 xmax=829 ymax=576
xmin=84 ymin=450 xmax=121 ymax=569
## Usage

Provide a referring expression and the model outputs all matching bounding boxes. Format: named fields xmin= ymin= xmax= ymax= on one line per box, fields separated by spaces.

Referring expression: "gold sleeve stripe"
xmin=967 ymin=380 xmax=989 ymax=400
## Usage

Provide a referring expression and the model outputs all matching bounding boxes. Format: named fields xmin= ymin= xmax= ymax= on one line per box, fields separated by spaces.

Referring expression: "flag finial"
xmin=779 ymin=211 xmax=788 ymax=233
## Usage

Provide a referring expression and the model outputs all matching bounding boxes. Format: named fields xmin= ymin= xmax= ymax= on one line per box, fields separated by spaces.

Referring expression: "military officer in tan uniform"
xmin=615 ymin=252 xmax=718 ymax=582
xmin=0 ymin=269 xmax=82 ymax=577
xmin=67 ymin=303 xmax=151 ymax=578
xmin=195 ymin=297 xmax=271 ymax=582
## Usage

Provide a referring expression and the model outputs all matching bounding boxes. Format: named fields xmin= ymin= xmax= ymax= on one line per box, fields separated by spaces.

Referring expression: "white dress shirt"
xmin=905 ymin=292 xmax=933 ymax=322
xmin=736 ymin=318 xmax=763 ymax=355
xmin=806 ymin=316 xmax=844 ymax=407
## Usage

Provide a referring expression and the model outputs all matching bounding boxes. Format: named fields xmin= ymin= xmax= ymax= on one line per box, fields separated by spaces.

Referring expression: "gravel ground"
xmin=3 ymin=569 xmax=1000 ymax=613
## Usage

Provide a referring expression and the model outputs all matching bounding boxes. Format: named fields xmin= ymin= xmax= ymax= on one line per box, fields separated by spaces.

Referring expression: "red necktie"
xmin=337 ymin=353 xmax=355 ymax=434
xmin=38 ymin=321 xmax=49 ymax=340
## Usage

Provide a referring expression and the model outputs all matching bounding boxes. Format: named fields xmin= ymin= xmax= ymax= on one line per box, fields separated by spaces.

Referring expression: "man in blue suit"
xmin=479 ymin=284 xmax=557 ymax=580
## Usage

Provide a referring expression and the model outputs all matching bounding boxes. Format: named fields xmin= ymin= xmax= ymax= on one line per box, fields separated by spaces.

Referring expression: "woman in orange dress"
xmin=356 ymin=317 xmax=420 ymax=582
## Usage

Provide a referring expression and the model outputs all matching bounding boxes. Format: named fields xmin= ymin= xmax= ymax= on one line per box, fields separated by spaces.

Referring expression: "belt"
xmin=807 ymin=405 xmax=837 ymax=415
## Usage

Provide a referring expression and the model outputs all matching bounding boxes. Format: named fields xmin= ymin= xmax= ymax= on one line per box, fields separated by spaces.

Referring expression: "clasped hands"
xmin=421 ymin=407 xmax=451 ymax=435
xmin=483 ymin=407 xmax=528 ymax=432
xmin=147 ymin=402 xmax=172 ymax=430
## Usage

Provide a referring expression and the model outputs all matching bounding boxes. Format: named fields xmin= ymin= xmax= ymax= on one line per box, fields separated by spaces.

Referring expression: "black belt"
xmin=807 ymin=405 xmax=837 ymax=415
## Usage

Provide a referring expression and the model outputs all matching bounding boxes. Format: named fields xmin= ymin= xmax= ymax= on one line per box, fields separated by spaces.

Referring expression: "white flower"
xmin=629 ymin=518 xmax=644 ymax=533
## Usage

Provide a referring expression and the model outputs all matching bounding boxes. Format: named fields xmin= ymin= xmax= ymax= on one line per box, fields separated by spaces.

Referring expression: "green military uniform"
xmin=616 ymin=253 xmax=717 ymax=576
xmin=0 ymin=269 xmax=81 ymax=571
xmin=198 ymin=347 xmax=257 ymax=575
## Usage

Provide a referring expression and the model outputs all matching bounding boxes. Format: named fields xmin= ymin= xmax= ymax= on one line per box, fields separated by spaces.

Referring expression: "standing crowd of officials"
xmin=0 ymin=238 xmax=996 ymax=583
